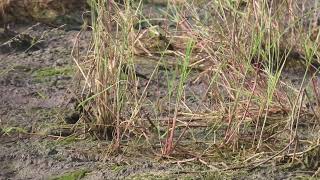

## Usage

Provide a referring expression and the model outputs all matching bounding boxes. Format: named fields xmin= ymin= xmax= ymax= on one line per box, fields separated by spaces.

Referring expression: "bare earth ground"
xmin=1 ymin=4 xmax=320 ymax=180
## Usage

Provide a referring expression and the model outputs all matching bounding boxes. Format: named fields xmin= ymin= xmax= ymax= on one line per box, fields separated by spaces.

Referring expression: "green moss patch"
xmin=32 ymin=66 xmax=74 ymax=81
xmin=50 ymin=169 xmax=89 ymax=180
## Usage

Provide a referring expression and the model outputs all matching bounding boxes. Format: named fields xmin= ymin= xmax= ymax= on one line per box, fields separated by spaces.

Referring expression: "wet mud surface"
xmin=0 ymin=24 xmax=92 ymax=179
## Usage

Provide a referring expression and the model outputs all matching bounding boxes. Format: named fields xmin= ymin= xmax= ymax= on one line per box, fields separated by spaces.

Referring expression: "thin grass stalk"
xmin=163 ymin=39 xmax=194 ymax=155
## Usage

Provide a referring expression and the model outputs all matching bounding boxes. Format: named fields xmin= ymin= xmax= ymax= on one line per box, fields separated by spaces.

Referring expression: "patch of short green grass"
xmin=50 ymin=169 xmax=89 ymax=180
xmin=1 ymin=126 xmax=27 ymax=135
xmin=41 ymin=133 xmax=77 ymax=150
xmin=32 ymin=66 xmax=74 ymax=81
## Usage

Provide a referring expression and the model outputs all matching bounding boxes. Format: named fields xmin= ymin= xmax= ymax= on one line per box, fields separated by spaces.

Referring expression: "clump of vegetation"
xmin=76 ymin=0 xmax=320 ymax=173
xmin=1 ymin=126 xmax=27 ymax=135
xmin=50 ymin=169 xmax=89 ymax=180
xmin=33 ymin=66 xmax=74 ymax=81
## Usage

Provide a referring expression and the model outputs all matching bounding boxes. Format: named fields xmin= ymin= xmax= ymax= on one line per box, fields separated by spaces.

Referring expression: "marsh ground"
xmin=1 ymin=1 xmax=320 ymax=180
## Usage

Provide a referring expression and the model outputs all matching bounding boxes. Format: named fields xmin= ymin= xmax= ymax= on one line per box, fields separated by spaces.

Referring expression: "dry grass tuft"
xmin=76 ymin=0 xmax=320 ymax=171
